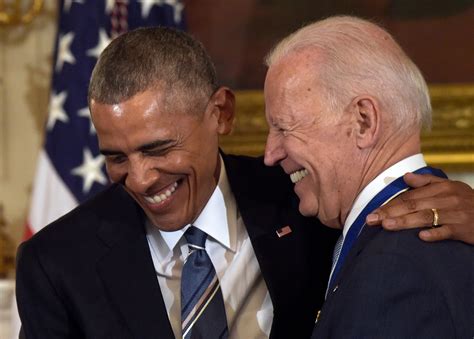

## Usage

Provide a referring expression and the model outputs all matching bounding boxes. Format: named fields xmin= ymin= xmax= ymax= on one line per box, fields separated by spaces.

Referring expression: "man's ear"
xmin=210 ymin=87 xmax=235 ymax=135
xmin=348 ymin=95 xmax=381 ymax=149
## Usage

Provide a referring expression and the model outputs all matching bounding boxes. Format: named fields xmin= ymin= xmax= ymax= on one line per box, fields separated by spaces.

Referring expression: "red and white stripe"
xmin=24 ymin=150 xmax=77 ymax=238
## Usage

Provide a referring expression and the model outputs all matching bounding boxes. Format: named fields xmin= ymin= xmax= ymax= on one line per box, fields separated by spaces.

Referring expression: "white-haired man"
xmin=264 ymin=16 xmax=473 ymax=338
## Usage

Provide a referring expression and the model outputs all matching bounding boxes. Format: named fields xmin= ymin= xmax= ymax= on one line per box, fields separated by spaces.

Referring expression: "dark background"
xmin=186 ymin=0 xmax=474 ymax=89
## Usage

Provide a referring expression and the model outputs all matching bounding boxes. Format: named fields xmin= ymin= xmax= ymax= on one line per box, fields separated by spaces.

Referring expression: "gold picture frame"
xmin=220 ymin=84 xmax=474 ymax=172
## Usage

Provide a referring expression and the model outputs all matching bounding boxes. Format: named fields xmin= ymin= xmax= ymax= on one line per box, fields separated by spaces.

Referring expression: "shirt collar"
xmin=146 ymin=155 xmax=237 ymax=258
xmin=342 ymin=153 xmax=427 ymax=238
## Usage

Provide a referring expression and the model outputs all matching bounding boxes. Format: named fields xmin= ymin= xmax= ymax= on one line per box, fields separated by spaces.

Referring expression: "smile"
xmin=144 ymin=182 xmax=178 ymax=204
xmin=290 ymin=169 xmax=308 ymax=183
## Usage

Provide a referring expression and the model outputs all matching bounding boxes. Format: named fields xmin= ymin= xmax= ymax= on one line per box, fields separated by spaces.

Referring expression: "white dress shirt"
xmin=327 ymin=154 xmax=427 ymax=286
xmin=146 ymin=157 xmax=273 ymax=339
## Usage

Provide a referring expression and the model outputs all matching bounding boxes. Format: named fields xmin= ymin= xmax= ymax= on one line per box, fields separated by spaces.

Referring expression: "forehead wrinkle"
xmin=267 ymin=53 xmax=323 ymax=133
xmin=276 ymin=89 xmax=321 ymax=132
xmin=278 ymin=60 xmax=323 ymax=125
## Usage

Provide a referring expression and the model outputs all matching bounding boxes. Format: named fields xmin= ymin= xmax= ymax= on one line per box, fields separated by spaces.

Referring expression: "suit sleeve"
xmin=328 ymin=251 xmax=456 ymax=338
xmin=16 ymin=241 xmax=78 ymax=338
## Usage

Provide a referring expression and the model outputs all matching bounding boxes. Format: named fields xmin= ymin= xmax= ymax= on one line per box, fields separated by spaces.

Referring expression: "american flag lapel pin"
xmin=276 ymin=225 xmax=292 ymax=238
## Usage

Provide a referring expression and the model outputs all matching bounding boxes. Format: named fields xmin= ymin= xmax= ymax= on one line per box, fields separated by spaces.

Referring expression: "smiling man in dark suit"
xmin=16 ymin=26 xmax=473 ymax=339
xmin=263 ymin=16 xmax=473 ymax=338
xmin=16 ymin=27 xmax=338 ymax=339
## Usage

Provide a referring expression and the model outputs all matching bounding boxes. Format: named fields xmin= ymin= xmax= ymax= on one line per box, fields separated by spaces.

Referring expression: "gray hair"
xmin=265 ymin=16 xmax=431 ymax=131
xmin=88 ymin=26 xmax=218 ymax=110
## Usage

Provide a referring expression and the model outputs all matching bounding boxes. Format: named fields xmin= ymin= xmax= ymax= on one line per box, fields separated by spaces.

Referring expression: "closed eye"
xmin=106 ymin=154 xmax=127 ymax=164
xmin=275 ymin=126 xmax=288 ymax=136
xmin=143 ymin=147 xmax=172 ymax=157
xmin=138 ymin=139 xmax=176 ymax=155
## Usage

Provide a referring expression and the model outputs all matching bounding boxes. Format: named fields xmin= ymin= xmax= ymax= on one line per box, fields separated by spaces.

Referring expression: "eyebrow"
xmin=100 ymin=139 xmax=175 ymax=156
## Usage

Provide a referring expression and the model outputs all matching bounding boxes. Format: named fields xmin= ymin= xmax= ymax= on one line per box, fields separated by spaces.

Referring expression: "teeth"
xmin=144 ymin=181 xmax=179 ymax=204
xmin=290 ymin=169 xmax=308 ymax=183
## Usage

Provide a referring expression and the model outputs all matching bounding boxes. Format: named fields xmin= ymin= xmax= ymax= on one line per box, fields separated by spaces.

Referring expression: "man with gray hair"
xmin=264 ymin=16 xmax=473 ymax=338
xmin=16 ymin=26 xmax=339 ymax=339
xmin=16 ymin=23 xmax=473 ymax=339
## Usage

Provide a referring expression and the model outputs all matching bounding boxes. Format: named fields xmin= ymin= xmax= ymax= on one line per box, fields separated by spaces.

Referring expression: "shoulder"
xmin=221 ymin=152 xmax=339 ymax=246
xmin=323 ymin=227 xmax=473 ymax=337
xmin=222 ymin=153 xmax=288 ymax=181
xmin=363 ymin=227 xmax=473 ymax=263
xmin=353 ymin=227 xmax=473 ymax=300
xmin=222 ymin=153 xmax=294 ymax=202
xmin=20 ymin=184 xmax=138 ymax=257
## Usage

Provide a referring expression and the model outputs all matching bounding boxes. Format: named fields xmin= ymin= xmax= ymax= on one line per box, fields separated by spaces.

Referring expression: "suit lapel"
xmin=325 ymin=226 xmax=380 ymax=303
xmin=96 ymin=186 xmax=174 ymax=339
xmin=315 ymin=226 xmax=380 ymax=339
xmin=222 ymin=154 xmax=288 ymax=294
xmin=222 ymin=153 xmax=319 ymax=313
xmin=238 ymin=197 xmax=294 ymax=299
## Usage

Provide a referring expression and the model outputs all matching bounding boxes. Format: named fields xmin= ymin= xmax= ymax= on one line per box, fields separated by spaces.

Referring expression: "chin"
xmin=154 ymin=223 xmax=187 ymax=232
xmin=298 ymin=203 xmax=319 ymax=218
xmin=317 ymin=214 xmax=342 ymax=229
xmin=147 ymin=214 xmax=188 ymax=232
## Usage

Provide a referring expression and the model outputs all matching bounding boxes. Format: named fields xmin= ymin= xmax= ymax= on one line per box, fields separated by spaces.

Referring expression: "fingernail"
xmin=419 ymin=230 xmax=430 ymax=238
xmin=366 ymin=213 xmax=379 ymax=223
xmin=384 ymin=219 xmax=396 ymax=228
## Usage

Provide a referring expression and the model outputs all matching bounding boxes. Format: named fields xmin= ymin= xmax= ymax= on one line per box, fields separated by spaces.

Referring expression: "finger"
xmin=421 ymin=223 xmax=474 ymax=244
xmin=389 ymin=181 xmax=446 ymax=201
xmin=402 ymin=172 xmax=446 ymax=189
xmin=388 ymin=177 xmax=470 ymax=204
xmin=418 ymin=225 xmax=454 ymax=242
xmin=378 ymin=209 xmax=436 ymax=230
xmin=368 ymin=196 xmax=456 ymax=222
xmin=379 ymin=209 xmax=467 ymax=231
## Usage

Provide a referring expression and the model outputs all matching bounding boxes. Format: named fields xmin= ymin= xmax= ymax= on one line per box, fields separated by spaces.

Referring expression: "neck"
xmin=339 ymin=132 xmax=421 ymax=227
xmin=363 ymin=134 xmax=420 ymax=187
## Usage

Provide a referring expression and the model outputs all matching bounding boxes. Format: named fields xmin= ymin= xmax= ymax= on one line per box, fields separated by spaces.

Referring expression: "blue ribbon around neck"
xmin=327 ymin=166 xmax=446 ymax=293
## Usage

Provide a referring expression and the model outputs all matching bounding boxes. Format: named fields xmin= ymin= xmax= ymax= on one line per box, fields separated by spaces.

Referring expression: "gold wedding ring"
xmin=431 ymin=208 xmax=440 ymax=228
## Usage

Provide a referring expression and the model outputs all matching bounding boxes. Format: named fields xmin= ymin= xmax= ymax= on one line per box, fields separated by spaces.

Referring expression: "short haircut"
xmin=265 ymin=16 xmax=432 ymax=131
xmin=88 ymin=26 xmax=218 ymax=110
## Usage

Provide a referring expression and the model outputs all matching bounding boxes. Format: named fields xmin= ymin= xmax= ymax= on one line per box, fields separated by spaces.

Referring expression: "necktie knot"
xmin=184 ymin=226 xmax=207 ymax=248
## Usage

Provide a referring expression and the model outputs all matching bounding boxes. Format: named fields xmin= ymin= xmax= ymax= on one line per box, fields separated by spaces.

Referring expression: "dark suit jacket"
xmin=17 ymin=154 xmax=339 ymax=339
xmin=312 ymin=226 xmax=474 ymax=339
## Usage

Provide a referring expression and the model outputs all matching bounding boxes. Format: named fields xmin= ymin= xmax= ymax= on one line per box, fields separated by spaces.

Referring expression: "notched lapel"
xmin=95 ymin=186 xmax=174 ymax=339
xmin=97 ymin=230 xmax=174 ymax=339
xmin=326 ymin=226 xmax=380 ymax=301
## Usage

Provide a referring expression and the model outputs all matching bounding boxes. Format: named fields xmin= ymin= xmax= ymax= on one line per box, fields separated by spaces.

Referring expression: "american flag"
xmin=11 ymin=1 xmax=185 ymax=337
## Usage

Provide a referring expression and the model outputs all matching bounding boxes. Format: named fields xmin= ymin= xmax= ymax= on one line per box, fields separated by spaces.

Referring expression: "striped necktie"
xmin=181 ymin=226 xmax=228 ymax=339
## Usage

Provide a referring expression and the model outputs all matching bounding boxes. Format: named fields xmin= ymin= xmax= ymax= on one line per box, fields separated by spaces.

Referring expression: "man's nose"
xmin=264 ymin=133 xmax=285 ymax=167
xmin=125 ymin=160 xmax=159 ymax=194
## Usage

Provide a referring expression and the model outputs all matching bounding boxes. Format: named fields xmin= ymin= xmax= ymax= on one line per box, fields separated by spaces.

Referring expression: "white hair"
xmin=265 ymin=16 xmax=432 ymax=131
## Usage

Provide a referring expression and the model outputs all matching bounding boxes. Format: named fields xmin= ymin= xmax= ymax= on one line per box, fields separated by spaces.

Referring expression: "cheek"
xmin=193 ymin=157 xmax=217 ymax=182
xmin=105 ymin=163 xmax=127 ymax=183
xmin=306 ymin=163 xmax=336 ymax=198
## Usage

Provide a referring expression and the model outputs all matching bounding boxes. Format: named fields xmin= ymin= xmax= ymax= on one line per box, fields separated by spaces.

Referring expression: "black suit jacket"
xmin=312 ymin=226 xmax=474 ymax=339
xmin=17 ymin=154 xmax=339 ymax=339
